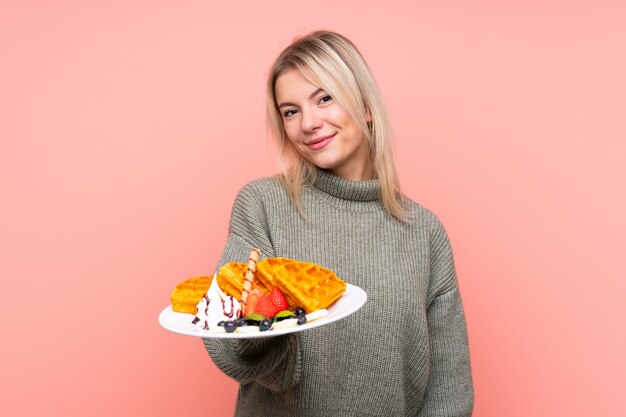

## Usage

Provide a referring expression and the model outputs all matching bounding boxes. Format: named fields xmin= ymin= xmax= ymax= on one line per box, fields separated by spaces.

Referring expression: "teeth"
xmin=272 ymin=318 xmax=299 ymax=330
xmin=305 ymin=309 xmax=328 ymax=322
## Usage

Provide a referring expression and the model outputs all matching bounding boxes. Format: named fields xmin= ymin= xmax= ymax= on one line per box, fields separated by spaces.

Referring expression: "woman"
xmin=204 ymin=30 xmax=474 ymax=417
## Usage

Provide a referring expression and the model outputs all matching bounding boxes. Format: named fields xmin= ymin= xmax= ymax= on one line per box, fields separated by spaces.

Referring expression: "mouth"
xmin=306 ymin=134 xmax=335 ymax=151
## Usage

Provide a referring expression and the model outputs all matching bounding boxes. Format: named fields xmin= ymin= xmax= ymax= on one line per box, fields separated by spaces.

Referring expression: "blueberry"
xmin=295 ymin=307 xmax=305 ymax=316
xmin=236 ymin=318 xmax=248 ymax=327
xmin=259 ymin=319 xmax=272 ymax=332
xmin=297 ymin=315 xmax=307 ymax=325
xmin=223 ymin=321 xmax=237 ymax=333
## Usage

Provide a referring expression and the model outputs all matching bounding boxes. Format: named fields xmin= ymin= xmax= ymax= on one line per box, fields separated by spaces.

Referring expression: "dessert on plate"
xmin=170 ymin=249 xmax=346 ymax=334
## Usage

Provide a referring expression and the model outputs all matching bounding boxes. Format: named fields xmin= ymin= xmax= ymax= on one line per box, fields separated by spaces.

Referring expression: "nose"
xmin=301 ymin=108 xmax=323 ymax=132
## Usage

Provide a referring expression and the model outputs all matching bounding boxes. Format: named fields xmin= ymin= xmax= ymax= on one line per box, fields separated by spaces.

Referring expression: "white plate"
xmin=158 ymin=284 xmax=367 ymax=339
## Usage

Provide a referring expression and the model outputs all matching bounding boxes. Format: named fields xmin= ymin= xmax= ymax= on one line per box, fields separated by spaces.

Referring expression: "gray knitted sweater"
xmin=203 ymin=170 xmax=474 ymax=417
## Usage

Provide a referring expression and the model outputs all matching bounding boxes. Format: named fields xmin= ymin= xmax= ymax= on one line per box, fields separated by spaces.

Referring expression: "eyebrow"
xmin=278 ymin=88 xmax=325 ymax=109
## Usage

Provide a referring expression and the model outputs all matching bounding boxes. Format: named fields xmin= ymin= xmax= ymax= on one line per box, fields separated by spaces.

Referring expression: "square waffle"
xmin=216 ymin=262 xmax=270 ymax=300
xmin=255 ymin=258 xmax=346 ymax=313
xmin=170 ymin=276 xmax=211 ymax=314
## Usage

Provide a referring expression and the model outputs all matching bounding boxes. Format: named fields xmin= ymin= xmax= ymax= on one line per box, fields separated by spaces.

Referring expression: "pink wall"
xmin=1 ymin=1 xmax=625 ymax=416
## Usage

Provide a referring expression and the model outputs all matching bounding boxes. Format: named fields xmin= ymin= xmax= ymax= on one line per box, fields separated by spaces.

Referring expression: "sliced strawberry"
xmin=253 ymin=295 xmax=281 ymax=319
xmin=269 ymin=287 xmax=288 ymax=312
xmin=243 ymin=288 xmax=265 ymax=316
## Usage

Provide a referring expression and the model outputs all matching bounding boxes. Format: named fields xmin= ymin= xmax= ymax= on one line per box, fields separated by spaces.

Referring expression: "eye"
xmin=319 ymin=95 xmax=333 ymax=104
xmin=282 ymin=108 xmax=298 ymax=118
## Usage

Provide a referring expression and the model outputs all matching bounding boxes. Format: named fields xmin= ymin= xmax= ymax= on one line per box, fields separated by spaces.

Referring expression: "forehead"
xmin=275 ymin=68 xmax=321 ymax=103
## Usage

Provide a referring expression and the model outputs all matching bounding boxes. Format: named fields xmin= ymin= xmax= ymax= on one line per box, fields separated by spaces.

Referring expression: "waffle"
xmin=216 ymin=262 xmax=270 ymax=300
xmin=256 ymin=258 xmax=346 ymax=313
xmin=170 ymin=276 xmax=211 ymax=314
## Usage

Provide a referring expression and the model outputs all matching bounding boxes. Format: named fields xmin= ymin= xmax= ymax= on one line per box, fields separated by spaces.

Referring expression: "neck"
xmin=329 ymin=160 xmax=376 ymax=181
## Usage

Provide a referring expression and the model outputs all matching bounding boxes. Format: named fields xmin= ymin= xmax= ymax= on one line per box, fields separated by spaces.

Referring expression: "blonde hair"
xmin=266 ymin=30 xmax=408 ymax=221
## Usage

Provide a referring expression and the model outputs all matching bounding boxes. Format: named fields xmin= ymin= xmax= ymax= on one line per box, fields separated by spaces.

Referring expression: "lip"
xmin=306 ymin=134 xmax=335 ymax=151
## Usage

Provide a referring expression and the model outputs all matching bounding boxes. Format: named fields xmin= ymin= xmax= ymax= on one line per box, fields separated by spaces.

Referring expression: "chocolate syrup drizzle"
xmin=193 ymin=293 xmax=241 ymax=330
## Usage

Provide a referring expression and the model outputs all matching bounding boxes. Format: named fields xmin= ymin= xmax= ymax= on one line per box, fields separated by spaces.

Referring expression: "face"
xmin=274 ymin=69 xmax=374 ymax=181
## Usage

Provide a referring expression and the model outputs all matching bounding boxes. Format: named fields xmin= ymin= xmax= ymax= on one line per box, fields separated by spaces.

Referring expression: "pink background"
xmin=1 ymin=1 xmax=625 ymax=416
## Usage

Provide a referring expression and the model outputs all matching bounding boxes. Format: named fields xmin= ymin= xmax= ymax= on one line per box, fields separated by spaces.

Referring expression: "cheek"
xmin=282 ymin=123 xmax=296 ymax=140
xmin=284 ymin=127 xmax=304 ymax=147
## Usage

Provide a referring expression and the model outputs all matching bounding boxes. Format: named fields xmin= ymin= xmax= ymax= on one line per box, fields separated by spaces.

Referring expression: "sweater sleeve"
xmin=202 ymin=182 xmax=302 ymax=392
xmin=418 ymin=219 xmax=474 ymax=416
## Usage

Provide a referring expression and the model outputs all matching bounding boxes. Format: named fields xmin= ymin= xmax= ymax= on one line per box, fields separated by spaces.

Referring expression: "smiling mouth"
xmin=306 ymin=134 xmax=335 ymax=150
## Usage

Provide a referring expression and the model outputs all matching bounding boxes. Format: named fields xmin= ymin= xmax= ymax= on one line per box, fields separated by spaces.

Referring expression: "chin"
xmin=308 ymin=156 xmax=340 ymax=171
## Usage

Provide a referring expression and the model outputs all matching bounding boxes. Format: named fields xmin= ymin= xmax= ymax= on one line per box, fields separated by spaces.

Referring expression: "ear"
xmin=364 ymin=107 xmax=373 ymax=132
xmin=364 ymin=106 xmax=372 ymax=123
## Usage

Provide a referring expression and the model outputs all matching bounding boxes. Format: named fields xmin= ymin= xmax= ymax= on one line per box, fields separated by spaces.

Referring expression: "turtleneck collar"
xmin=312 ymin=169 xmax=379 ymax=202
